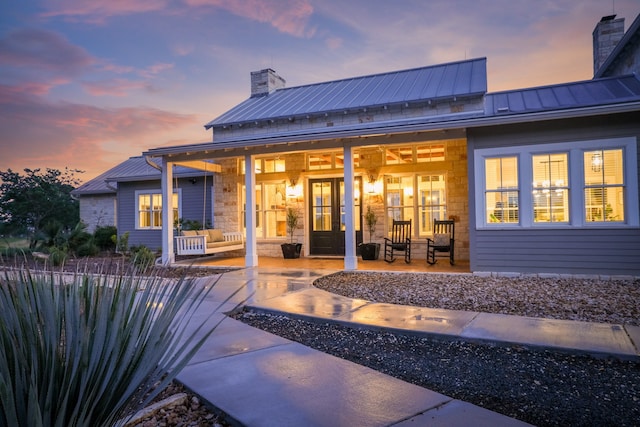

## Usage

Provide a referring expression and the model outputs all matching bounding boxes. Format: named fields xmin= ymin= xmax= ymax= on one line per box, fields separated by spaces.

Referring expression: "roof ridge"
xmin=277 ymin=57 xmax=487 ymax=93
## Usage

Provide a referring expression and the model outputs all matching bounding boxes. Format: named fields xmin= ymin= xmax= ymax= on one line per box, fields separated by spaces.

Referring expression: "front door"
xmin=309 ymin=178 xmax=362 ymax=255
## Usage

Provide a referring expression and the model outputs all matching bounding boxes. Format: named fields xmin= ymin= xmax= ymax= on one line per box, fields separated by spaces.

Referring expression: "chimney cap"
xmin=600 ymin=14 xmax=617 ymax=22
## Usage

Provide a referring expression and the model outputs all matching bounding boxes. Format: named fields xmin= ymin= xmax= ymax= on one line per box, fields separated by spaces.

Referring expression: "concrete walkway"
xmin=176 ymin=267 xmax=640 ymax=427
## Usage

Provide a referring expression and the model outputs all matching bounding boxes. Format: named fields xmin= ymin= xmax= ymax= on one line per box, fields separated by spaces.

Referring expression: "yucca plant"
xmin=0 ymin=265 xmax=240 ymax=427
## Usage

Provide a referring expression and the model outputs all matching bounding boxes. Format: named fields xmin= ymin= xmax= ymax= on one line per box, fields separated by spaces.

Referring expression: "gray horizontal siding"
xmin=468 ymin=112 xmax=640 ymax=276
xmin=117 ymin=179 xmax=213 ymax=252
xmin=472 ymin=229 xmax=640 ymax=275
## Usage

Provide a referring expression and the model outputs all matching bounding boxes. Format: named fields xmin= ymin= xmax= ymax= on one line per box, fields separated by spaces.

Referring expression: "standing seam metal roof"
xmin=486 ymin=74 xmax=640 ymax=115
xmin=205 ymin=58 xmax=487 ymax=129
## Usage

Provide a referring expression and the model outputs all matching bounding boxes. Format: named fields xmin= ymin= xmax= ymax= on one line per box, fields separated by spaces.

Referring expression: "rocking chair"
xmin=427 ymin=219 xmax=455 ymax=265
xmin=384 ymin=220 xmax=412 ymax=263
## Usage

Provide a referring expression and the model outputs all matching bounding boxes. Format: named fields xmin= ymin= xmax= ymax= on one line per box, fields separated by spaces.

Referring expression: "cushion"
xmin=181 ymin=230 xmax=197 ymax=236
xmin=207 ymin=229 xmax=225 ymax=242
xmin=195 ymin=230 xmax=208 ymax=236
xmin=433 ymin=233 xmax=450 ymax=247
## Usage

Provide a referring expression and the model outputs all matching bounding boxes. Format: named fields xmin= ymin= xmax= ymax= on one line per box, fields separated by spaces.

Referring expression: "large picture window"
xmin=474 ymin=137 xmax=638 ymax=228
xmin=385 ymin=174 xmax=447 ymax=236
xmin=584 ymin=149 xmax=624 ymax=222
xmin=485 ymin=157 xmax=519 ymax=223
xmin=532 ymin=153 xmax=569 ymax=223
xmin=136 ymin=191 xmax=179 ymax=229
xmin=241 ymin=182 xmax=287 ymax=238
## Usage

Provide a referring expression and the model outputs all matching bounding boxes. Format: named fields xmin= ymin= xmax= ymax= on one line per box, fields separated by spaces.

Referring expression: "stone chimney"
xmin=250 ymin=68 xmax=285 ymax=97
xmin=593 ymin=15 xmax=625 ymax=75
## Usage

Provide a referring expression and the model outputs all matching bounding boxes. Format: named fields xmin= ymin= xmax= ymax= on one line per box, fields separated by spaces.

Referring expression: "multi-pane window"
xmin=240 ymin=157 xmax=285 ymax=174
xmin=241 ymin=182 xmax=287 ymax=238
xmin=584 ymin=149 xmax=624 ymax=222
xmin=307 ymin=152 xmax=360 ymax=170
xmin=485 ymin=157 xmax=519 ymax=224
xmin=532 ymin=153 xmax=569 ymax=223
xmin=385 ymin=144 xmax=445 ymax=164
xmin=475 ymin=138 xmax=638 ymax=228
xmin=136 ymin=191 xmax=179 ymax=229
xmin=385 ymin=174 xmax=446 ymax=236
xmin=418 ymin=175 xmax=447 ymax=234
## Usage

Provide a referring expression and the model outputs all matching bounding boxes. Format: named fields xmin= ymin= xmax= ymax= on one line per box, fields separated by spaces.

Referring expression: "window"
xmin=474 ymin=137 xmax=638 ymax=228
xmin=418 ymin=175 xmax=447 ymax=234
xmin=240 ymin=157 xmax=285 ymax=174
xmin=385 ymin=143 xmax=446 ymax=164
xmin=584 ymin=149 xmax=624 ymax=222
xmin=485 ymin=157 xmax=519 ymax=224
xmin=136 ymin=191 xmax=179 ymax=229
xmin=532 ymin=153 xmax=569 ymax=223
xmin=241 ymin=182 xmax=287 ymax=238
xmin=385 ymin=174 xmax=447 ymax=236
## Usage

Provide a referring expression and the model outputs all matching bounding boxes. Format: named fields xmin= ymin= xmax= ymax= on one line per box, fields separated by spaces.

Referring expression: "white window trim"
xmin=135 ymin=189 xmax=182 ymax=230
xmin=474 ymin=137 xmax=638 ymax=229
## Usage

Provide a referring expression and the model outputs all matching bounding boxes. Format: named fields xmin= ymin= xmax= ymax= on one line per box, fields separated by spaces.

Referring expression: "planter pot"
xmin=360 ymin=243 xmax=380 ymax=260
xmin=281 ymin=243 xmax=302 ymax=259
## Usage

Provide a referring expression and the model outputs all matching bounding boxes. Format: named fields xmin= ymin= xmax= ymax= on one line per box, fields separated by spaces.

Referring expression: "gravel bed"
xmin=314 ymin=272 xmax=640 ymax=326
xmin=235 ymin=271 xmax=640 ymax=426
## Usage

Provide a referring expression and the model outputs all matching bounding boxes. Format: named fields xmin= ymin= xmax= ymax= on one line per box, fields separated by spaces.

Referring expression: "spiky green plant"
xmin=0 ymin=266 xmax=239 ymax=427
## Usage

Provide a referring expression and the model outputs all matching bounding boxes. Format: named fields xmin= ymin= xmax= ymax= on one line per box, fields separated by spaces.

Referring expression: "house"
xmin=75 ymin=13 xmax=640 ymax=276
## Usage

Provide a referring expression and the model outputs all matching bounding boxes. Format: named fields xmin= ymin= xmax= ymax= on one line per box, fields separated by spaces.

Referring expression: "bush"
xmin=66 ymin=223 xmax=92 ymax=254
xmin=76 ymin=241 xmax=99 ymax=257
xmin=93 ymin=226 xmax=117 ymax=251
xmin=48 ymin=246 xmax=67 ymax=266
xmin=0 ymin=266 xmax=233 ymax=427
xmin=130 ymin=245 xmax=156 ymax=270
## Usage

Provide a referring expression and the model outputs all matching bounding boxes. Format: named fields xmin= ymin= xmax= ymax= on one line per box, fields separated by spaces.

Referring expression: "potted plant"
xmin=359 ymin=206 xmax=380 ymax=260
xmin=281 ymin=207 xmax=302 ymax=258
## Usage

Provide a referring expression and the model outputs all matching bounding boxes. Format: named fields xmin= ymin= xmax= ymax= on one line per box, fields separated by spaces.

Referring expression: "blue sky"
xmin=1 ymin=0 xmax=638 ymax=182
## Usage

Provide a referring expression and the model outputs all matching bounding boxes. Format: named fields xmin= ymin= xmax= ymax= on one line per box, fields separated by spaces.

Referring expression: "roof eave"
xmin=145 ymin=101 xmax=640 ymax=159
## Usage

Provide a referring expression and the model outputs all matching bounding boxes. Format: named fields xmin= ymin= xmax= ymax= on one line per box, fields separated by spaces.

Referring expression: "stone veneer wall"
xmin=78 ymin=195 xmax=116 ymax=233
xmin=361 ymin=138 xmax=469 ymax=261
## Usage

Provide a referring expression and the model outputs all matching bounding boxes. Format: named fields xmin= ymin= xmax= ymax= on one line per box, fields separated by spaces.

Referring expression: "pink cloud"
xmin=0 ymin=85 xmax=204 ymax=181
xmin=0 ymin=28 xmax=95 ymax=77
xmin=81 ymin=79 xmax=151 ymax=96
xmin=185 ymin=0 xmax=314 ymax=37
xmin=40 ymin=0 xmax=171 ymax=24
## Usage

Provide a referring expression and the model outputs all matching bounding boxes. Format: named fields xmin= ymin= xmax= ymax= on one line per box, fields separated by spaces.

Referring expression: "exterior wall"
xmin=78 ymin=194 xmax=116 ymax=232
xmin=467 ymin=112 xmax=640 ymax=276
xmin=117 ymin=177 xmax=215 ymax=252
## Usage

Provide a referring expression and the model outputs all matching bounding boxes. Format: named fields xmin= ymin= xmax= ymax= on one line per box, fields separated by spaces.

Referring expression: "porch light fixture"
xmin=286 ymin=178 xmax=303 ymax=198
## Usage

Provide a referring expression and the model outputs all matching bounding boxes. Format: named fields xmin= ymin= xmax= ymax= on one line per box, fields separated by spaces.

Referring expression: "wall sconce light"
xmin=591 ymin=152 xmax=602 ymax=172
xmin=189 ymin=178 xmax=197 ymax=184
xmin=286 ymin=178 xmax=303 ymax=198
xmin=364 ymin=172 xmax=382 ymax=194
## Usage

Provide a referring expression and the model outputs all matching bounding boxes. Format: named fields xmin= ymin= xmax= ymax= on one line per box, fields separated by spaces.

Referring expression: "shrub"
xmin=112 ymin=232 xmax=129 ymax=254
xmin=93 ymin=226 xmax=117 ymax=251
xmin=130 ymin=245 xmax=156 ymax=270
xmin=48 ymin=246 xmax=67 ymax=266
xmin=76 ymin=241 xmax=100 ymax=257
xmin=0 ymin=266 xmax=234 ymax=427
xmin=66 ymin=223 xmax=92 ymax=254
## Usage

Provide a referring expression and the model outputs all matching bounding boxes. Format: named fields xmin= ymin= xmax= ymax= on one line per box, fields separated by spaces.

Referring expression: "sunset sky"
xmin=1 ymin=0 xmax=639 ymax=183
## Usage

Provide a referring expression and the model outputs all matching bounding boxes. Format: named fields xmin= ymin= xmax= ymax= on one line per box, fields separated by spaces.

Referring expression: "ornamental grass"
xmin=0 ymin=265 xmax=236 ymax=427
